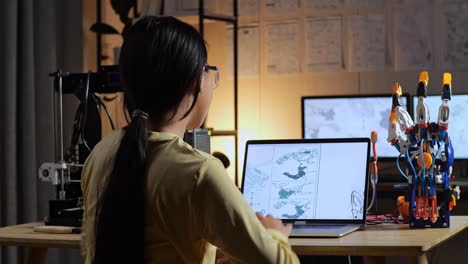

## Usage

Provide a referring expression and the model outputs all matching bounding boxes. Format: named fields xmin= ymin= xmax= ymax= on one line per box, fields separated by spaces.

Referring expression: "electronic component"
xmin=388 ymin=72 xmax=460 ymax=228
xmin=184 ymin=129 xmax=211 ymax=154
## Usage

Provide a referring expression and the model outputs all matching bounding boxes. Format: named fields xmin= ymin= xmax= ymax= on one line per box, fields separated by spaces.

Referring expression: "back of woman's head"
xmin=120 ymin=16 xmax=208 ymax=121
xmin=93 ymin=16 xmax=207 ymax=264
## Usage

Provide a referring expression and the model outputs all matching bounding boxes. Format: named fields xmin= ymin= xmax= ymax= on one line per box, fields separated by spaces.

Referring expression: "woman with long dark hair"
xmin=81 ymin=16 xmax=299 ymax=263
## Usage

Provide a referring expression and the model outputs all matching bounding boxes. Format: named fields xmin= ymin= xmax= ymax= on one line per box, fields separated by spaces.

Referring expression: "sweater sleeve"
xmin=190 ymin=158 xmax=300 ymax=264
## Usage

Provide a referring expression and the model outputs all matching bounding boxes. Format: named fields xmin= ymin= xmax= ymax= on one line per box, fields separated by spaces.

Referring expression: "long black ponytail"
xmin=92 ymin=16 xmax=207 ymax=263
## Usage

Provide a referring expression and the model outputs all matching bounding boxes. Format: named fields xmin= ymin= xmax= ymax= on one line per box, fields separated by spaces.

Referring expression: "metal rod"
xmin=199 ymin=0 xmax=204 ymax=37
xmin=134 ymin=0 xmax=138 ymax=17
xmin=53 ymin=74 xmax=58 ymax=163
xmin=198 ymin=0 xmax=239 ymax=186
xmin=97 ymin=0 xmax=102 ymax=68
xmin=59 ymin=72 xmax=66 ymax=200
xmin=59 ymin=73 xmax=64 ymax=164
xmin=203 ymin=14 xmax=236 ymax=23
xmin=233 ymin=0 xmax=239 ymax=186
xmin=199 ymin=0 xmax=205 ymax=128
xmin=211 ymin=130 xmax=238 ymax=136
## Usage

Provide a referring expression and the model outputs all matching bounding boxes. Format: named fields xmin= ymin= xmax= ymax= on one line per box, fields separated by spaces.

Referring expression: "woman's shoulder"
xmin=94 ymin=128 xmax=125 ymax=152
xmin=148 ymin=131 xmax=213 ymax=162
xmin=146 ymin=132 xmax=226 ymax=177
xmin=84 ymin=129 xmax=124 ymax=163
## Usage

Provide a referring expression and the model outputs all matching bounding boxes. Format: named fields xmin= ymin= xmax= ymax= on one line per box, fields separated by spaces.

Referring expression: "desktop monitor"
xmin=412 ymin=94 xmax=468 ymax=159
xmin=302 ymin=94 xmax=408 ymax=158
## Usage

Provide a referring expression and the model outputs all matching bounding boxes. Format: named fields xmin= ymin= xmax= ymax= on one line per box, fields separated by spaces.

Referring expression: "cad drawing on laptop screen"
xmin=242 ymin=140 xmax=369 ymax=222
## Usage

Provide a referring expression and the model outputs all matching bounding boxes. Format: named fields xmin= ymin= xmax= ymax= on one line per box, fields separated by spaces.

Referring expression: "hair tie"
xmin=132 ymin=109 xmax=149 ymax=120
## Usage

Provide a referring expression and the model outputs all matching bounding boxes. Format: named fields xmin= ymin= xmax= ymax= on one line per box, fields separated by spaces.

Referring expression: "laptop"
xmin=241 ymin=138 xmax=370 ymax=237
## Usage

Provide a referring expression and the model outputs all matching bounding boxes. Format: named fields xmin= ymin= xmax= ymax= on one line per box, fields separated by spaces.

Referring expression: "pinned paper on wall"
xmin=226 ymin=25 xmax=259 ymax=77
xmin=179 ymin=0 xmax=198 ymax=10
xmin=303 ymin=0 xmax=344 ymax=10
xmin=444 ymin=0 xmax=468 ymax=3
xmin=265 ymin=21 xmax=301 ymax=74
xmin=394 ymin=11 xmax=433 ymax=71
xmin=396 ymin=0 xmax=433 ymax=5
xmin=348 ymin=14 xmax=386 ymax=72
xmin=141 ymin=0 xmax=217 ymax=15
xmin=226 ymin=0 xmax=258 ymax=16
xmin=348 ymin=0 xmax=384 ymax=8
xmin=306 ymin=16 xmax=343 ymax=71
xmin=264 ymin=0 xmax=299 ymax=14
xmin=443 ymin=4 xmax=468 ymax=69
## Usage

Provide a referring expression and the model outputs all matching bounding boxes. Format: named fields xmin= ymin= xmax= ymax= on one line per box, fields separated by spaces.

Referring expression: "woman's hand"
xmin=256 ymin=212 xmax=293 ymax=238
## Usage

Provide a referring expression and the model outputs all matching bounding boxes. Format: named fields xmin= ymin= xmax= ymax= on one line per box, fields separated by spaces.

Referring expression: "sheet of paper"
xmin=265 ymin=21 xmax=301 ymax=74
xmin=303 ymin=0 xmax=344 ymax=10
xmin=443 ymin=4 xmax=468 ymax=69
xmin=348 ymin=14 xmax=386 ymax=72
xmin=396 ymin=0 xmax=432 ymax=4
xmin=306 ymin=16 xmax=343 ymax=71
xmin=226 ymin=25 xmax=259 ymax=77
xmin=179 ymin=0 xmax=198 ymax=10
xmin=264 ymin=0 xmax=299 ymax=14
xmin=202 ymin=0 xmax=219 ymax=13
xmin=226 ymin=0 xmax=258 ymax=16
xmin=348 ymin=0 xmax=384 ymax=8
xmin=444 ymin=0 xmax=468 ymax=3
xmin=394 ymin=11 xmax=433 ymax=71
xmin=141 ymin=0 xmax=177 ymax=15
xmin=142 ymin=0 xmax=216 ymax=15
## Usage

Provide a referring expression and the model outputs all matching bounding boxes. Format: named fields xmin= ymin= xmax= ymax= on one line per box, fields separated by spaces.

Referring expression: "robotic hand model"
xmin=388 ymin=72 xmax=460 ymax=228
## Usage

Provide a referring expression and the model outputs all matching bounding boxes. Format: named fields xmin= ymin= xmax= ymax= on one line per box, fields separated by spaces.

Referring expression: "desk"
xmin=0 ymin=223 xmax=79 ymax=264
xmin=289 ymin=216 xmax=468 ymax=264
xmin=1 ymin=217 xmax=468 ymax=264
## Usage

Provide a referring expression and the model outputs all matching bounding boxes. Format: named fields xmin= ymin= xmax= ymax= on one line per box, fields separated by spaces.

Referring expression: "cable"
xmin=70 ymin=104 xmax=83 ymax=146
xmin=366 ymin=212 xmax=402 ymax=224
xmin=405 ymin=146 xmax=417 ymax=179
xmin=430 ymin=141 xmax=443 ymax=177
xmin=396 ymin=154 xmax=409 ymax=180
xmin=94 ymin=93 xmax=115 ymax=130
xmin=81 ymin=72 xmax=92 ymax=152
xmin=122 ymin=94 xmax=131 ymax=124
xmin=421 ymin=139 xmax=426 ymax=183
xmin=66 ymin=104 xmax=83 ymax=163
xmin=366 ymin=181 xmax=375 ymax=212
xmin=367 ymin=131 xmax=378 ymax=213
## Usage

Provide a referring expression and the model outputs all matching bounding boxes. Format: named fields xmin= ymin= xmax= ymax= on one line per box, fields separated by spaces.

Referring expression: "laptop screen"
xmin=241 ymin=139 xmax=370 ymax=222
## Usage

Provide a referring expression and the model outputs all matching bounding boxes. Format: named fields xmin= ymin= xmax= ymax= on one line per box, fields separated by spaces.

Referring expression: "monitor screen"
xmin=302 ymin=95 xmax=408 ymax=158
xmin=413 ymin=94 xmax=468 ymax=159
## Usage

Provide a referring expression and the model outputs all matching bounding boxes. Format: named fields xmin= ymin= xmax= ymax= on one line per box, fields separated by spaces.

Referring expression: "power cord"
xmin=93 ymin=93 xmax=115 ymax=130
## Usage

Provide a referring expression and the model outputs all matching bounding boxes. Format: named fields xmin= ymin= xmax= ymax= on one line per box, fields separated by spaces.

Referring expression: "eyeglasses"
xmin=204 ymin=64 xmax=219 ymax=89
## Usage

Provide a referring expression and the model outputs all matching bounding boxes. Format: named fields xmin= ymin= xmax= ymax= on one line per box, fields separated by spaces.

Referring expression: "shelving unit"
xmin=199 ymin=0 xmax=240 ymax=186
xmin=90 ymin=0 xmax=241 ymax=185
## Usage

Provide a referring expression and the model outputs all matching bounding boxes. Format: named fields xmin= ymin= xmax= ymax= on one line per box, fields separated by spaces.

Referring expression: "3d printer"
xmin=38 ymin=66 xmax=123 ymax=227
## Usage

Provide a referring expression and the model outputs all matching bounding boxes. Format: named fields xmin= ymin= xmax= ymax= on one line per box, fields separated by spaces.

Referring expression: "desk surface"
xmin=289 ymin=216 xmax=468 ymax=256
xmin=1 ymin=216 xmax=468 ymax=257
xmin=0 ymin=223 xmax=79 ymax=248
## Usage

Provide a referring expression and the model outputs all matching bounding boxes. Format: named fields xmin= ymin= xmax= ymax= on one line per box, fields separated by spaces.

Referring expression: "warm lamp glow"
xmin=211 ymin=136 xmax=236 ymax=183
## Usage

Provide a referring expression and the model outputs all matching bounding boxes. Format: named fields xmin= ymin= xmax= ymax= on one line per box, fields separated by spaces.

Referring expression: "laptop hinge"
xmin=294 ymin=221 xmax=307 ymax=225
